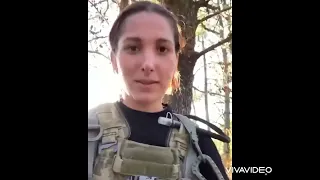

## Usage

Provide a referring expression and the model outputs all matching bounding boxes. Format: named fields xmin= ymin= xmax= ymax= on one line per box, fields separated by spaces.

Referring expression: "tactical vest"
xmin=88 ymin=103 xmax=225 ymax=180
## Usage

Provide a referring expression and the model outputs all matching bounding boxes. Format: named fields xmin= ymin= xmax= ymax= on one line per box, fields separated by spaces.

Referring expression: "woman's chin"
xmin=132 ymin=92 xmax=160 ymax=104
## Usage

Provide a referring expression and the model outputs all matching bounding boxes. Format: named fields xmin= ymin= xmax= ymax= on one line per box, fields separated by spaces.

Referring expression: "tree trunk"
xmin=218 ymin=0 xmax=231 ymax=161
xmin=202 ymin=35 xmax=210 ymax=131
xmin=162 ymin=0 xmax=199 ymax=115
xmin=170 ymin=53 xmax=196 ymax=115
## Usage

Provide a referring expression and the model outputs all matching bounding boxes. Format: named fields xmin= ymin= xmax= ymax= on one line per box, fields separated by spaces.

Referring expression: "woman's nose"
xmin=141 ymin=50 xmax=156 ymax=72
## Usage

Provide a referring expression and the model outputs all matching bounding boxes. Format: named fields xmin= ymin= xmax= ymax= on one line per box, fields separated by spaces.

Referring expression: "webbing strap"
xmin=174 ymin=114 xmax=225 ymax=180
xmin=192 ymin=154 xmax=225 ymax=180
xmin=173 ymin=132 xmax=188 ymax=158
xmin=173 ymin=114 xmax=199 ymax=179
xmin=88 ymin=109 xmax=102 ymax=179
xmin=98 ymin=103 xmax=130 ymax=145
xmin=174 ymin=114 xmax=201 ymax=155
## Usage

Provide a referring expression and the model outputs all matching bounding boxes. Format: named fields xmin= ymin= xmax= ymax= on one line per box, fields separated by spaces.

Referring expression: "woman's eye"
xmin=158 ymin=46 xmax=168 ymax=53
xmin=130 ymin=46 xmax=138 ymax=51
xmin=125 ymin=45 xmax=139 ymax=53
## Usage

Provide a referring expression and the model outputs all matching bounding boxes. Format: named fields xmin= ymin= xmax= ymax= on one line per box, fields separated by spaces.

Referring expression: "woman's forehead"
xmin=119 ymin=12 xmax=174 ymax=43
xmin=120 ymin=36 xmax=174 ymax=46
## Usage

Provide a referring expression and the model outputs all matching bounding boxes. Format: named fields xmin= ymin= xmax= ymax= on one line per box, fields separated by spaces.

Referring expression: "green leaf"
xmin=196 ymin=25 xmax=206 ymax=37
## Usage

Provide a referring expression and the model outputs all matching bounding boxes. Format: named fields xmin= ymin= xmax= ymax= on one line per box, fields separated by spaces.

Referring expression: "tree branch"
xmin=197 ymin=6 xmax=232 ymax=25
xmin=92 ymin=0 xmax=109 ymax=6
xmin=193 ymin=62 xmax=213 ymax=76
xmin=89 ymin=29 xmax=101 ymax=35
xmin=196 ymin=0 xmax=218 ymax=11
xmin=196 ymin=0 xmax=210 ymax=7
xmin=206 ymin=4 xmax=219 ymax=11
xmin=88 ymin=15 xmax=99 ymax=20
xmin=88 ymin=36 xmax=107 ymax=43
xmin=88 ymin=0 xmax=108 ymax=22
xmin=201 ymin=23 xmax=219 ymax=35
xmin=193 ymin=86 xmax=232 ymax=99
xmin=88 ymin=50 xmax=108 ymax=59
xmin=111 ymin=0 xmax=119 ymax=5
xmin=194 ymin=33 xmax=232 ymax=59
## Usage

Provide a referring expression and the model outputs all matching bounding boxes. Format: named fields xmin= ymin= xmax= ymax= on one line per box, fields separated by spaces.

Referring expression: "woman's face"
xmin=112 ymin=12 xmax=178 ymax=104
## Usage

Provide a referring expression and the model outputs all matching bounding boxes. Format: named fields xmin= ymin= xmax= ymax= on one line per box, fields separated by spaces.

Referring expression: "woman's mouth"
xmin=135 ymin=79 xmax=159 ymax=85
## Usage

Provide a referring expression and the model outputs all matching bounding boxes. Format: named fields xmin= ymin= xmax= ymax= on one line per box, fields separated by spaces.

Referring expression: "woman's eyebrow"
xmin=123 ymin=37 xmax=142 ymax=43
xmin=156 ymin=38 xmax=174 ymax=45
xmin=122 ymin=37 xmax=173 ymax=45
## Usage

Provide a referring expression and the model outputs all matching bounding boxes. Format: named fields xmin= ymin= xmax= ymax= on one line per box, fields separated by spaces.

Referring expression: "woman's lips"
xmin=135 ymin=79 xmax=159 ymax=85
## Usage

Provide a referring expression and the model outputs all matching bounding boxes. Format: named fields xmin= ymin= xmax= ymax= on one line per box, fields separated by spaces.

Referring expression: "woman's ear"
xmin=111 ymin=51 xmax=118 ymax=73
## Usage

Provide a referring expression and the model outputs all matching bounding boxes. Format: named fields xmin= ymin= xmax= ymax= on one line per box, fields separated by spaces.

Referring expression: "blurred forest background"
xmin=88 ymin=0 xmax=232 ymax=179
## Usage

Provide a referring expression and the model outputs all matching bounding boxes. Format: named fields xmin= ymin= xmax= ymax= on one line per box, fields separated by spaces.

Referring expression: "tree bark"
xmin=170 ymin=53 xmax=197 ymax=114
xmin=161 ymin=0 xmax=199 ymax=114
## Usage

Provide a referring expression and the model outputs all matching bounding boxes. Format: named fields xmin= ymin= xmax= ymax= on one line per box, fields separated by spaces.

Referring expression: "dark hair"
xmin=109 ymin=1 xmax=181 ymax=53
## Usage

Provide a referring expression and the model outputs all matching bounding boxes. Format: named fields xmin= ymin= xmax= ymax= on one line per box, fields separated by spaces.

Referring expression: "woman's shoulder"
xmin=88 ymin=102 xmax=115 ymax=114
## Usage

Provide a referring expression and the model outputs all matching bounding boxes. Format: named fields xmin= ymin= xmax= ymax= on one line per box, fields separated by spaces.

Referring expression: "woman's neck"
xmin=121 ymin=96 xmax=164 ymax=113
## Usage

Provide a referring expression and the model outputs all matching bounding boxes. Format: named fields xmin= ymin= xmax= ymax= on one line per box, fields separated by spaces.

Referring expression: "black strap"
xmin=185 ymin=114 xmax=230 ymax=143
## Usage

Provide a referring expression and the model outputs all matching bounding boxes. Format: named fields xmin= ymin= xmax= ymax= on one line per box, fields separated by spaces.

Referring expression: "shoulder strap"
xmin=97 ymin=102 xmax=130 ymax=145
xmin=174 ymin=114 xmax=225 ymax=180
xmin=88 ymin=106 xmax=102 ymax=180
xmin=169 ymin=113 xmax=198 ymax=179
xmin=88 ymin=102 xmax=131 ymax=180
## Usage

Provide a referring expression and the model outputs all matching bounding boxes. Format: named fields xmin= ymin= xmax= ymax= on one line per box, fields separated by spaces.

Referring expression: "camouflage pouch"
xmin=113 ymin=139 xmax=180 ymax=179
xmin=93 ymin=141 xmax=127 ymax=180
xmin=93 ymin=139 xmax=180 ymax=180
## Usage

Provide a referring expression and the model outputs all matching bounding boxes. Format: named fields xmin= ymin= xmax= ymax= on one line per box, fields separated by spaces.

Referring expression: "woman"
xmin=88 ymin=1 xmax=229 ymax=180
